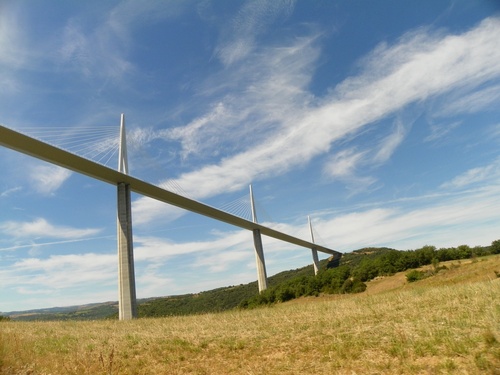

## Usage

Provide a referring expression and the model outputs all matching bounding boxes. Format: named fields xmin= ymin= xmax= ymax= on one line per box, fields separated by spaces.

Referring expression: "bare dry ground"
xmin=1 ymin=255 xmax=499 ymax=374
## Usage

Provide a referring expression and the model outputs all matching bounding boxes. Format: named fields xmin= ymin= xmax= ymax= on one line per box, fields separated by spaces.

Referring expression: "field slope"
xmin=1 ymin=255 xmax=499 ymax=374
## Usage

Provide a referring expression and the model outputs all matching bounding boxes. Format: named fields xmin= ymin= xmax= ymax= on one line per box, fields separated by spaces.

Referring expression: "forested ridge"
xmin=239 ymin=241 xmax=500 ymax=308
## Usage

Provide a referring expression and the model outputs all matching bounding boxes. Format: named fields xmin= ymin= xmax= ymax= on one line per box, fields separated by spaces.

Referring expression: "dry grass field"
xmin=1 ymin=256 xmax=499 ymax=374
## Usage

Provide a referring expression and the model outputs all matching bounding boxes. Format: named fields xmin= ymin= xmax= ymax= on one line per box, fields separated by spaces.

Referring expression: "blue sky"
xmin=1 ymin=0 xmax=500 ymax=312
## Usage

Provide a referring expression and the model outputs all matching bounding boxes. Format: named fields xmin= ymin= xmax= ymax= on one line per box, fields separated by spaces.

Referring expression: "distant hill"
xmin=113 ymin=257 xmax=334 ymax=319
xmin=5 ymin=302 xmax=119 ymax=321
xmin=4 ymin=242 xmax=497 ymax=321
xmin=0 ymin=247 xmax=417 ymax=321
xmin=4 ymin=257 xmax=331 ymax=321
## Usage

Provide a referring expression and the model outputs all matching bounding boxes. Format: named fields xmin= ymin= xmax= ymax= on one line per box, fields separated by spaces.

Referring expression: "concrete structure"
xmin=249 ymin=185 xmax=268 ymax=292
xmin=308 ymin=216 xmax=320 ymax=275
xmin=117 ymin=114 xmax=137 ymax=320
xmin=0 ymin=122 xmax=342 ymax=318
xmin=0 ymin=123 xmax=341 ymax=255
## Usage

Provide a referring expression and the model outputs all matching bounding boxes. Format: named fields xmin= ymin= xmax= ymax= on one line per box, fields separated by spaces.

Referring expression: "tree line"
xmin=238 ymin=240 xmax=500 ymax=308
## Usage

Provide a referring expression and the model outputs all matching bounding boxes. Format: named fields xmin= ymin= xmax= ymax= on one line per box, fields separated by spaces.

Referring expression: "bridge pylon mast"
xmin=117 ymin=114 xmax=137 ymax=320
xmin=250 ymin=184 xmax=268 ymax=292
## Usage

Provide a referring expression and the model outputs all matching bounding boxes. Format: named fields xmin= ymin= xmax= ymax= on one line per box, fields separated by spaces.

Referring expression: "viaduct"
xmin=0 ymin=116 xmax=342 ymax=320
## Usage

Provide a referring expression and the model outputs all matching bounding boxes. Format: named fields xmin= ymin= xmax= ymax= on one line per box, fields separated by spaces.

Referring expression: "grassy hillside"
xmin=5 ymin=242 xmax=497 ymax=320
xmin=1 ymin=255 xmax=498 ymax=374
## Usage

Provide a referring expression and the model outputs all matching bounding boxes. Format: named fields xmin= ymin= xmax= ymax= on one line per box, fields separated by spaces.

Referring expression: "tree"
xmin=415 ymin=245 xmax=436 ymax=266
xmin=456 ymin=244 xmax=472 ymax=259
xmin=491 ymin=240 xmax=500 ymax=254
xmin=351 ymin=259 xmax=378 ymax=282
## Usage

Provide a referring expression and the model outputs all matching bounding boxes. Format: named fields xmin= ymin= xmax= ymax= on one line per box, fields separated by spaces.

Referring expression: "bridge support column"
xmin=117 ymin=114 xmax=137 ymax=320
xmin=250 ymin=185 xmax=268 ymax=292
xmin=253 ymin=229 xmax=268 ymax=292
xmin=311 ymin=248 xmax=320 ymax=275
xmin=308 ymin=216 xmax=320 ymax=275
xmin=117 ymin=182 xmax=137 ymax=320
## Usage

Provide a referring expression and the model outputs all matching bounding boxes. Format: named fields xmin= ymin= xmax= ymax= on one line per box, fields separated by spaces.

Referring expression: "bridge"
xmin=0 ymin=116 xmax=342 ymax=320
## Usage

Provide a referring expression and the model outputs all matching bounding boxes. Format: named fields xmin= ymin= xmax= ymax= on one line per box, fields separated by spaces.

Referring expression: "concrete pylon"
xmin=250 ymin=185 xmax=268 ymax=292
xmin=308 ymin=215 xmax=320 ymax=275
xmin=117 ymin=114 xmax=137 ymax=320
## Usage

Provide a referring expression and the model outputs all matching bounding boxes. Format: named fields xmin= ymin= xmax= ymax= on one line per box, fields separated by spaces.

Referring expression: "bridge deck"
xmin=0 ymin=125 xmax=341 ymax=257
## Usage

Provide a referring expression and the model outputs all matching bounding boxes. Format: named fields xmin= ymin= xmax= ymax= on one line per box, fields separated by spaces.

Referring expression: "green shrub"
xmin=406 ymin=270 xmax=426 ymax=283
xmin=340 ymin=278 xmax=367 ymax=293
xmin=275 ymin=286 xmax=295 ymax=303
xmin=350 ymin=279 xmax=367 ymax=293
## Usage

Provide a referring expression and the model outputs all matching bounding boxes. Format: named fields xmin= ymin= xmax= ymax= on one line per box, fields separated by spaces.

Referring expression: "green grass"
xmin=1 ymin=255 xmax=499 ymax=374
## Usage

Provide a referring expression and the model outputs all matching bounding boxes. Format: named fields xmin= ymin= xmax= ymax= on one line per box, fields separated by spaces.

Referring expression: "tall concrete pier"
xmin=117 ymin=114 xmax=137 ymax=320
xmin=250 ymin=185 xmax=268 ymax=292
xmin=308 ymin=215 xmax=320 ymax=275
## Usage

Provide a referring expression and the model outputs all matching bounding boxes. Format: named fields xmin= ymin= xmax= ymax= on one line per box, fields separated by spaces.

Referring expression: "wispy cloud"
xmin=169 ymin=35 xmax=321 ymax=160
xmin=0 ymin=3 xmax=27 ymax=68
xmin=167 ymin=102 xmax=234 ymax=159
xmin=133 ymin=17 xmax=500 ymax=224
xmin=134 ymin=229 xmax=252 ymax=262
xmin=107 ymin=0 xmax=190 ymax=33
xmin=9 ymin=252 xmax=114 ymax=274
xmin=0 ymin=3 xmax=34 ymax=100
xmin=58 ymin=1 xmax=192 ymax=82
xmin=192 ymin=249 xmax=250 ymax=273
xmin=311 ymin=183 xmax=500 ymax=251
xmin=373 ymin=118 xmax=409 ymax=164
xmin=323 ymin=148 xmax=369 ymax=180
xmin=424 ymin=121 xmax=462 ymax=142
xmin=215 ymin=0 xmax=296 ymax=65
xmin=440 ymin=157 xmax=500 ymax=189
xmin=136 ymin=268 xmax=174 ymax=298
xmin=0 ymin=252 xmax=117 ymax=307
xmin=132 ymin=199 xmax=186 ymax=226
xmin=488 ymin=122 xmax=500 ymax=139
xmin=323 ymin=116 xmax=411 ymax=187
xmin=58 ymin=17 xmax=133 ymax=80
xmin=0 ymin=218 xmax=101 ymax=239
xmin=29 ymin=165 xmax=72 ymax=195
xmin=437 ymin=83 xmax=500 ymax=116
xmin=0 ymin=186 xmax=22 ymax=198
xmin=0 ymin=235 xmax=114 ymax=252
